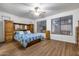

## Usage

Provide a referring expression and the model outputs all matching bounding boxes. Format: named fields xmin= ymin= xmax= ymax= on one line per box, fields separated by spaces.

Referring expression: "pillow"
xmin=19 ymin=31 xmax=24 ymax=34
xmin=16 ymin=31 xmax=24 ymax=34
xmin=26 ymin=30 xmax=31 ymax=34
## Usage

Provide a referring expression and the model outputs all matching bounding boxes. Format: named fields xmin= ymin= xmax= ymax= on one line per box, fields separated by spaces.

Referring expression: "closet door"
xmin=5 ymin=20 xmax=13 ymax=42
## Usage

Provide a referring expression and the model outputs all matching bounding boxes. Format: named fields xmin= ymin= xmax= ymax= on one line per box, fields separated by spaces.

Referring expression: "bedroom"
xmin=0 ymin=3 xmax=79 ymax=56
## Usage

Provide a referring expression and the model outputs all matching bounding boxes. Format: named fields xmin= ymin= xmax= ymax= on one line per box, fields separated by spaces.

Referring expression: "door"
xmin=0 ymin=20 xmax=4 ymax=42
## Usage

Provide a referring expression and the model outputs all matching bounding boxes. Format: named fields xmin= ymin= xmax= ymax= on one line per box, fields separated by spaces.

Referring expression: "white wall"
xmin=0 ymin=11 xmax=34 ymax=42
xmin=35 ymin=8 xmax=79 ymax=44
xmin=0 ymin=11 xmax=34 ymax=24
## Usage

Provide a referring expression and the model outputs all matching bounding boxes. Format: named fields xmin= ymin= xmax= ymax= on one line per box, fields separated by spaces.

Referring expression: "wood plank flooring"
xmin=0 ymin=40 xmax=78 ymax=56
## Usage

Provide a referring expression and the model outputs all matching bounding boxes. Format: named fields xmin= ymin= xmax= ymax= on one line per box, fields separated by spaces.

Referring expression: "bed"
xmin=14 ymin=31 xmax=44 ymax=47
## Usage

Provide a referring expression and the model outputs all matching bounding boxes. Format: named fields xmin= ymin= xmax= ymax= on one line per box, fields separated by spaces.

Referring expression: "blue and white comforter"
xmin=14 ymin=33 xmax=44 ymax=47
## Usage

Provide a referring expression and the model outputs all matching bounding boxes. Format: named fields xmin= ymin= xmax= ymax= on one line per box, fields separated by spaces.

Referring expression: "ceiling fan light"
xmin=34 ymin=12 xmax=40 ymax=16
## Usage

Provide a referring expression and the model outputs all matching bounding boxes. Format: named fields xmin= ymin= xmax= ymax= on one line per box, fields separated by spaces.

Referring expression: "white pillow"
xmin=27 ymin=30 xmax=31 ymax=34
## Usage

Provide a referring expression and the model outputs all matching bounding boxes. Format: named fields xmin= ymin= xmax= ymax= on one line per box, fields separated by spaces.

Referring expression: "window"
xmin=51 ymin=15 xmax=73 ymax=35
xmin=37 ymin=20 xmax=46 ymax=33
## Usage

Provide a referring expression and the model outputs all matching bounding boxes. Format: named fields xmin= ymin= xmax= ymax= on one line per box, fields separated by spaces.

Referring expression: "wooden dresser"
xmin=77 ymin=27 xmax=79 ymax=47
xmin=5 ymin=20 xmax=14 ymax=42
xmin=45 ymin=31 xmax=50 ymax=40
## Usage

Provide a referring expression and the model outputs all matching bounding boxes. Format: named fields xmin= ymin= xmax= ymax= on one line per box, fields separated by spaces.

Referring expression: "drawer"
xmin=6 ymin=36 xmax=13 ymax=41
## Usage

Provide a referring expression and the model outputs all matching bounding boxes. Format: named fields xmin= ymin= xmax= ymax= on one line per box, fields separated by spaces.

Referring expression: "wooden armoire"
xmin=4 ymin=20 xmax=14 ymax=42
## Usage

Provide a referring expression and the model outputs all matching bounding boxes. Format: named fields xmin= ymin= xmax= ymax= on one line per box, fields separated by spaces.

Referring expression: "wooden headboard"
xmin=14 ymin=23 xmax=34 ymax=33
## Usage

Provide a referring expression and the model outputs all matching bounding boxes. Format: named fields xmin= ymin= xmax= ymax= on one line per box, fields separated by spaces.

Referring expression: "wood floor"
xmin=0 ymin=40 xmax=79 ymax=56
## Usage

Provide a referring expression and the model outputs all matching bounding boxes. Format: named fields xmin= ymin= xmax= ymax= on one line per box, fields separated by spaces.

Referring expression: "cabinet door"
xmin=5 ymin=20 xmax=13 ymax=42
xmin=5 ymin=21 xmax=13 ymax=32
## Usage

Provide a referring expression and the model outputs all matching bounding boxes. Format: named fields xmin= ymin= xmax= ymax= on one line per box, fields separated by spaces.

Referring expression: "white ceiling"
xmin=0 ymin=3 xmax=79 ymax=20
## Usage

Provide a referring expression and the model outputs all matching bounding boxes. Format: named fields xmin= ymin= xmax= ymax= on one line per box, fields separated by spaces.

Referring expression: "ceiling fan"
xmin=34 ymin=7 xmax=46 ymax=16
xmin=28 ymin=6 xmax=46 ymax=17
